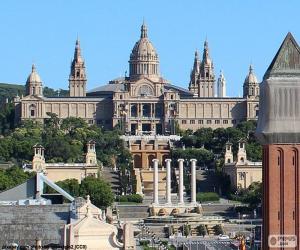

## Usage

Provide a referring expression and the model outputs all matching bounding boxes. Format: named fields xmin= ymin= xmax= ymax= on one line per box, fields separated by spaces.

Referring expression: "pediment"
xmin=21 ymin=94 xmax=45 ymax=101
xmin=264 ymin=32 xmax=300 ymax=79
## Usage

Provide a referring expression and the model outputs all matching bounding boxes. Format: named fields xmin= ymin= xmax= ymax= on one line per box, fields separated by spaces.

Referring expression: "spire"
xmin=203 ymin=39 xmax=211 ymax=64
xmin=32 ymin=64 xmax=36 ymax=73
xmin=74 ymin=38 xmax=83 ymax=63
xmin=193 ymin=49 xmax=200 ymax=73
xmin=140 ymin=21 xmax=148 ymax=38
xmin=249 ymin=64 xmax=253 ymax=74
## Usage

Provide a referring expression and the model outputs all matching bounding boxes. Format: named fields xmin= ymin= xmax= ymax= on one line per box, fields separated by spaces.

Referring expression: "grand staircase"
xmin=101 ymin=167 xmax=120 ymax=195
xmin=116 ymin=205 xmax=149 ymax=221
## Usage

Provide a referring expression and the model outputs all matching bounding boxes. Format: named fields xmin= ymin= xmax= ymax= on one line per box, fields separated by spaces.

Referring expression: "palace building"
xmin=14 ymin=22 xmax=259 ymax=135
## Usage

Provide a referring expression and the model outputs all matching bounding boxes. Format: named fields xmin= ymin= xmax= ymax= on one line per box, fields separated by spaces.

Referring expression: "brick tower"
xmin=256 ymin=33 xmax=300 ymax=249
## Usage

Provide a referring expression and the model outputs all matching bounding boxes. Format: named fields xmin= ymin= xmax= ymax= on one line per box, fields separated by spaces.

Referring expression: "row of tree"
xmin=0 ymin=112 xmax=131 ymax=168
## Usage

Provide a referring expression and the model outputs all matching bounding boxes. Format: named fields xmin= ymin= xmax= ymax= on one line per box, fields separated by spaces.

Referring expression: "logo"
xmin=268 ymin=235 xmax=297 ymax=248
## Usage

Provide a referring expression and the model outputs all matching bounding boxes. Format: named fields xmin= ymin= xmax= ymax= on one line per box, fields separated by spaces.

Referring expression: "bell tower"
xmin=32 ymin=144 xmax=46 ymax=172
xmin=198 ymin=40 xmax=215 ymax=97
xmin=86 ymin=140 xmax=97 ymax=165
xmin=224 ymin=142 xmax=233 ymax=164
xmin=69 ymin=39 xmax=87 ymax=97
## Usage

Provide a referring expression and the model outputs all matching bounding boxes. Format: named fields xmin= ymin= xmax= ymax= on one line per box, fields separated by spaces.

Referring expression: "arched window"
xmin=29 ymin=104 xmax=36 ymax=117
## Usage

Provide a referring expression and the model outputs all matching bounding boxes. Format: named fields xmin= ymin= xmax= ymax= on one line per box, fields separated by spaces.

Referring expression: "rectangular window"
xmin=182 ymin=120 xmax=186 ymax=124
xmin=215 ymin=120 xmax=220 ymax=124
xmin=223 ymin=120 xmax=228 ymax=124
xmin=198 ymin=120 xmax=203 ymax=124
xmin=31 ymin=110 xmax=35 ymax=117
xmin=190 ymin=120 xmax=195 ymax=124
xmin=88 ymin=119 xmax=94 ymax=125
xmin=207 ymin=120 xmax=212 ymax=124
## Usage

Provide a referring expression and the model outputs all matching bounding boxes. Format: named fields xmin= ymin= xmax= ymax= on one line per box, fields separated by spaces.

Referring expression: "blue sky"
xmin=0 ymin=0 xmax=299 ymax=96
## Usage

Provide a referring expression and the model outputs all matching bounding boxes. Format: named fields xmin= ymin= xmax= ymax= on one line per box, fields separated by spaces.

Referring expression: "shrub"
xmin=197 ymin=224 xmax=207 ymax=236
xmin=196 ymin=192 xmax=220 ymax=202
xmin=213 ymin=224 xmax=224 ymax=235
xmin=116 ymin=194 xmax=143 ymax=203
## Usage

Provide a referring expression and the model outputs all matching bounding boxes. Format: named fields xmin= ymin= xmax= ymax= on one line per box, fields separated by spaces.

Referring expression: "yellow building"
xmin=223 ymin=140 xmax=262 ymax=189
xmin=27 ymin=140 xmax=100 ymax=183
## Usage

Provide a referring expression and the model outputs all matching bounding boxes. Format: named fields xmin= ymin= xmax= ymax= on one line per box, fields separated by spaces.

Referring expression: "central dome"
xmin=129 ymin=22 xmax=160 ymax=81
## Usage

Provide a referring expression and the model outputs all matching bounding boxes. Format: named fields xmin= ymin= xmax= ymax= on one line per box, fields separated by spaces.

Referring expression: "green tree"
xmin=55 ymin=178 xmax=80 ymax=197
xmin=197 ymin=224 xmax=207 ymax=237
xmin=79 ymin=176 xmax=114 ymax=208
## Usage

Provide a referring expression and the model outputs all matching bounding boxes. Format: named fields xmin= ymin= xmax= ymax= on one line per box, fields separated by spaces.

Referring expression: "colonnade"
xmin=152 ymin=158 xmax=197 ymax=205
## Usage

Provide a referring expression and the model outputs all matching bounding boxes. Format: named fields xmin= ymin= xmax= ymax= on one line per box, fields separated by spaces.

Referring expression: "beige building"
xmin=223 ymin=140 xmax=262 ymax=189
xmin=14 ymin=22 xmax=259 ymax=135
xmin=27 ymin=140 xmax=100 ymax=183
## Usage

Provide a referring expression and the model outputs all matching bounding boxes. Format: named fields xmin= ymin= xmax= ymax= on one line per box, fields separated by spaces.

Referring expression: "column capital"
xmin=177 ymin=158 xmax=184 ymax=162
xmin=190 ymin=159 xmax=197 ymax=163
xmin=152 ymin=159 xmax=159 ymax=163
xmin=165 ymin=159 xmax=172 ymax=163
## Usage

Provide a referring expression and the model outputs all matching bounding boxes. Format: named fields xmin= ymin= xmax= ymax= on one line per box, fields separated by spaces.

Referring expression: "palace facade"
xmin=14 ymin=23 xmax=259 ymax=135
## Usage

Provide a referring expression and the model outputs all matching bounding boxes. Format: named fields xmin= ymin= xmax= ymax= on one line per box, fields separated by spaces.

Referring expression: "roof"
xmin=256 ymin=32 xmax=300 ymax=144
xmin=0 ymin=204 xmax=70 ymax=246
xmin=87 ymin=83 xmax=125 ymax=94
xmin=264 ymin=32 xmax=300 ymax=79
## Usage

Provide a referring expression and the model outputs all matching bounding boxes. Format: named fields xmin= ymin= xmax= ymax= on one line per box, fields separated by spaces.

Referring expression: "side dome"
xmin=26 ymin=64 xmax=43 ymax=96
xmin=244 ymin=65 xmax=258 ymax=84
xmin=129 ymin=22 xmax=160 ymax=81
xmin=26 ymin=64 xmax=42 ymax=84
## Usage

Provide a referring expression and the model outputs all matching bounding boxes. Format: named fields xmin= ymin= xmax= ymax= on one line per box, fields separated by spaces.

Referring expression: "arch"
xmin=148 ymin=154 xmax=156 ymax=168
xmin=136 ymin=84 xmax=154 ymax=97
xmin=276 ymin=147 xmax=284 ymax=167
xmin=240 ymin=157 xmax=244 ymax=163
xmin=133 ymin=154 xmax=142 ymax=169
xmin=29 ymin=104 xmax=36 ymax=117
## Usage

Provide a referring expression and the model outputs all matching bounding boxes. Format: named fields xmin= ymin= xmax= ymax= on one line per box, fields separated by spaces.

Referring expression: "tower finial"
xmin=249 ymin=64 xmax=253 ymax=73
xmin=141 ymin=21 xmax=148 ymax=38
xmin=32 ymin=64 xmax=36 ymax=72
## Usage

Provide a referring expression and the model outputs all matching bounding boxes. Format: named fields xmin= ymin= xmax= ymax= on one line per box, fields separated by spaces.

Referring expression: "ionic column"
xmin=178 ymin=159 xmax=184 ymax=204
xmin=152 ymin=159 xmax=159 ymax=204
xmin=165 ymin=159 xmax=172 ymax=204
xmin=190 ymin=159 xmax=197 ymax=204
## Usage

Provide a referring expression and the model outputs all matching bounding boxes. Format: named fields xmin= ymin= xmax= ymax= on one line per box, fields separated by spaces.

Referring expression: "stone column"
xmin=178 ymin=159 xmax=184 ymax=204
xmin=152 ymin=159 xmax=159 ymax=204
xmin=190 ymin=159 xmax=197 ymax=204
xmin=165 ymin=159 xmax=172 ymax=204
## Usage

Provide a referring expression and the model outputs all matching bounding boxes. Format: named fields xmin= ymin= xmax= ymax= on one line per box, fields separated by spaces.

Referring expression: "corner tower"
xmin=69 ymin=39 xmax=87 ymax=97
xmin=256 ymin=32 xmax=300 ymax=249
xmin=129 ymin=22 xmax=160 ymax=82
xmin=243 ymin=65 xmax=259 ymax=98
xmin=26 ymin=64 xmax=43 ymax=96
